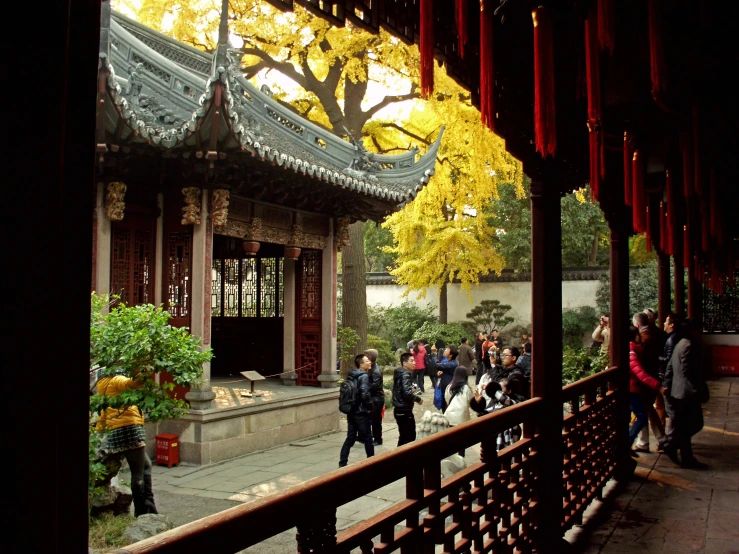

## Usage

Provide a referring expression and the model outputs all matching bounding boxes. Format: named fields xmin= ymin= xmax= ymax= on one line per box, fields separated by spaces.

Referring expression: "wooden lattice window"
xmin=296 ymin=249 xmax=322 ymax=386
xmin=211 ymin=255 xmax=284 ymax=318
xmin=703 ymin=270 xmax=739 ymax=333
xmin=110 ymin=217 xmax=155 ymax=306
xmin=165 ymin=231 xmax=191 ymax=318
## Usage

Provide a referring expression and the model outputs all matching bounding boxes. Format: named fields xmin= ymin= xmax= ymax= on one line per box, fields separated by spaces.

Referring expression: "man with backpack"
xmin=393 ymin=352 xmax=423 ymax=446
xmin=338 ymin=354 xmax=375 ymax=468
xmin=365 ymin=349 xmax=385 ymax=446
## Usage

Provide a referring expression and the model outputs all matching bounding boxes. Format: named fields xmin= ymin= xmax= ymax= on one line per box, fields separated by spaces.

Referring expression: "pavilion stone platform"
xmin=145 ymin=377 xmax=339 ymax=465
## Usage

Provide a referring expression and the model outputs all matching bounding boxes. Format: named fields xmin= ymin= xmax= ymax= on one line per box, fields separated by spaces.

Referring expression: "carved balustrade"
xmin=114 ymin=369 xmax=623 ymax=554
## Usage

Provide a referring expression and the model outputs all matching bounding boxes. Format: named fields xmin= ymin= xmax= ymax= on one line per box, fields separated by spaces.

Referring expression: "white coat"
xmin=444 ymin=384 xmax=473 ymax=426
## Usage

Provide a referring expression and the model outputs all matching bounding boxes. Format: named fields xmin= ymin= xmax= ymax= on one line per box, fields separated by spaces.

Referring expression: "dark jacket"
xmin=474 ymin=338 xmax=484 ymax=363
xmin=458 ymin=343 xmax=475 ymax=374
xmin=368 ymin=362 xmax=385 ymax=408
xmin=639 ymin=325 xmax=665 ymax=378
xmin=347 ymin=368 xmax=373 ymax=414
xmin=392 ymin=367 xmax=421 ymax=411
xmin=437 ymin=358 xmax=459 ymax=393
xmin=515 ymin=353 xmax=531 ymax=376
xmin=658 ymin=331 xmax=679 ymax=381
xmin=664 ymin=337 xmax=702 ymax=401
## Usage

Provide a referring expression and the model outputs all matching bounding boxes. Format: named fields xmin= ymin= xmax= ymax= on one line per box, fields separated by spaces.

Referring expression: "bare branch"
xmin=363 ymin=86 xmax=420 ymax=120
xmin=240 ymin=47 xmax=308 ymax=89
xmin=378 ymin=122 xmax=431 ymax=146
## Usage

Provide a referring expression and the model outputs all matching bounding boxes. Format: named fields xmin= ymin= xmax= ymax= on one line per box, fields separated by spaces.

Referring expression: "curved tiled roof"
xmin=97 ymin=8 xmax=444 ymax=207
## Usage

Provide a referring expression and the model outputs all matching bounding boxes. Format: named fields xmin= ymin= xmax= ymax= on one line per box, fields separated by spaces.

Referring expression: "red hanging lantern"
xmin=597 ymin=0 xmax=615 ymax=54
xmin=585 ymin=10 xmax=602 ymax=200
xmin=680 ymin=132 xmax=692 ymax=201
xmin=683 ymin=224 xmax=690 ymax=268
xmin=648 ymin=0 xmax=667 ymax=94
xmin=420 ymin=0 xmax=434 ymax=98
xmin=480 ymin=0 xmax=494 ymax=130
xmin=532 ymin=6 xmax=556 ymax=157
xmin=665 ymin=169 xmax=676 ymax=255
xmin=456 ymin=0 xmax=468 ymax=58
xmin=624 ymin=132 xmax=633 ymax=207
xmin=632 ymin=150 xmax=646 ymax=233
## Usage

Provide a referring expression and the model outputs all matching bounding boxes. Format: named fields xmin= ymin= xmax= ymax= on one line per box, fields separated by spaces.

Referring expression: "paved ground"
xmin=121 ymin=375 xmax=739 ymax=553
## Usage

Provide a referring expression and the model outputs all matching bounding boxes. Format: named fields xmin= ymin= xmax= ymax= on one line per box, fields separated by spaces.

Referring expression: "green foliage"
xmin=89 ymin=293 xmax=210 ymax=424
xmin=501 ymin=323 xmax=531 ymax=347
xmin=486 ymin=181 xmax=609 ymax=270
xmin=88 ymin=427 xmax=108 ymax=506
xmin=561 ymin=346 xmax=609 ymax=386
xmin=369 ymin=301 xmax=438 ymax=349
xmin=368 ymin=334 xmax=395 ymax=367
xmin=414 ymin=321 xmax=469 ymax=347
xmin=88 ymin=512 xmax=136 ymax=551
xmin=364 ymin=221 xmax=397 ymax=272
xmin=595 ymin=260 xmax=675 ymax=317
xmin=337 ymin=326 xmax=361 ymax=363
xmin=561 ymin=306 xmax=599 ymax=350
xmin=465 ymin=299 xmax=514 ymax=335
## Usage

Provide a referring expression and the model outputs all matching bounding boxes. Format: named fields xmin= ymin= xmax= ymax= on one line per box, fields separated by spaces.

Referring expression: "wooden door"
xmin=295 ymin=249 xmax=322 ymax=386
xmin=110 ymin=214 xmax=156 ymax=305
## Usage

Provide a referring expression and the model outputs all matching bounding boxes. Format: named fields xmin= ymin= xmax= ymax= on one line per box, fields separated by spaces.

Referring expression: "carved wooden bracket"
xmin=181 ymin=187 xmax=202 ymax=225
xmin=243 ymin=217 xmax=263 ymax=241
xmin=335 ymin=217 xmax=350 ymax=251
xmin=211 ymin=189 xmax=230 ymax=226
xmin=105 ymin=181 xmax=127 ymax=221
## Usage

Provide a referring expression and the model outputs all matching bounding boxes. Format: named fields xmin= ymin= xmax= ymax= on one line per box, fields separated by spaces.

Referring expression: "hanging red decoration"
xmin=456 ymin=0 xmax=468 ymax=58
xmin=597 ymin=0 xmax=615 ymax=54
xmin=420 ymin=0 xmax=434 ymax=98
xmin=585 ymin=10 xmax=602 ymax=199
xmin=645 ymin=205 xmax=652 ymax=253
xmin=480 ymin=0 xmax=494 ymax=130
xmin=648 ymin=0 xmax=667 ymax=95
xmin=624 ymin=132 xmax=633 ymax=207
xmin=700 ymin=199 xmax=710 ymax=254
xmin=692 ymin=106 xmax=702 ymax=197
xmin=680 ymin=132 xmax=692 ymax=201
xmin=709 ymin=169 xmax=718 ymax=238
xmin=683 ymin=224 xmax=690 ymax=268
xmin=659 ymin=201 xmax=667 ymax=253
xmin=532 ymin=6 xmax=556 ymax=157
xmin=632 ymin=150 xmax=646 ymax=233
xmin=665 ymin=169 xmax=676 ymax=255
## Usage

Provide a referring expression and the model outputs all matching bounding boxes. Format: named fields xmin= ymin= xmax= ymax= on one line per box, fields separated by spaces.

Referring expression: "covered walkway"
xmin=567 ymin=377 xmax=739 ymax=553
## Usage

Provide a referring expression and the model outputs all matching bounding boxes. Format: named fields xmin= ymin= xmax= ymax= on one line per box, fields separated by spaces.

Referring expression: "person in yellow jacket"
xmin=96 ymin=374 xmax=158 ymax=517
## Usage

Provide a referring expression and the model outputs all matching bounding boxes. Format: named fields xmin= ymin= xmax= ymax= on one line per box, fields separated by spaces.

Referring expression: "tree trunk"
xmin=589 ymin=231 xmax=599 ymax=265
xmin=342 ymin=222 xmax=368 ymax=362
xmin=439 ymin=281 xmax=448 ymax=323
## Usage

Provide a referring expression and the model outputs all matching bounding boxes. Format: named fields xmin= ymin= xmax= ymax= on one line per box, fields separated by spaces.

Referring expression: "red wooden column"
xmin=673 ymin=243 xmax=686 ymax=316
xmin=657 ymin=252 xmax=671 ymax=327
xmin=609 ymin=221 xmax=635 ymax=479
xmin=529 ymin=175 xmax=565 ymax=550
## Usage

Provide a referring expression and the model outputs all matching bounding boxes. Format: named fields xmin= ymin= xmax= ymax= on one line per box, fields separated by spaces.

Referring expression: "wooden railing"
xmin=113 ymin=368 xmax=622 ymax=554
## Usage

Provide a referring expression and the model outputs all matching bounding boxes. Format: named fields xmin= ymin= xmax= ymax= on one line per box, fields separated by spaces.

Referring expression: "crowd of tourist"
xmin=339 ymin=309 xmax=709 ymax=471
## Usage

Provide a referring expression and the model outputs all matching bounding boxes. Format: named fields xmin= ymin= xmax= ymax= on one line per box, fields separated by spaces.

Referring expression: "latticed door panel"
xmin=110 ymin=216 xmax=155 ymax=306
xmin=296 ymin=249 xmax=322 ymax=386
xmin=164 ymin=230 xmax=192 ymax=326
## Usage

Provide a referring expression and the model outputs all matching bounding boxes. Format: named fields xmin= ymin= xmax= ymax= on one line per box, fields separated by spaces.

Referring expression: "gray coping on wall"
xmin=361 ymin=267 xmax=621 ymax=285
xmin=99 ymin=6 xmax=444 ymax=206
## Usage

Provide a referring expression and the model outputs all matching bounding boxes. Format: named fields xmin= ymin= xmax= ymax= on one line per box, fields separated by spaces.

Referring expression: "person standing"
xmin=474 ymin=332 xmax=486 ymax=384
xmin=592 ymin=315 xmax=610 ymax=357
xmin=436 ymin=345 xmax=459 ymax=411
xmin=411 ymin=340 xmax=427 ymax=393
xmin=457 ymin=337 xmax=475 ymax=376
xmin=444 ymin=365 xmax=474 ymax=456
xmin=338 ymin=354 xmax=375 ymax=467
xmin=95 ymin=374 xmax=158 ymax=517
xmin=661 ymin=319 xmax=708 ymax=468
xmin=365 ymin=349 xmax=385 ymax=446
xmin=515 ymin=342 xmax=532 ymax=378
xmin=627 ymin=326 xmax=662 ymax=454
xmin=392 ymin=352 xmax=423 ymax=446
xmin=632 ymin=312 xmax=667 ymax=452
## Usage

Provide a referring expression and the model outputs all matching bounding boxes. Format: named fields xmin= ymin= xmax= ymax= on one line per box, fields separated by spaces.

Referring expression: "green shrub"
xmin=369 ymin=301 xmax=437 ymax=349
xmin=562 ymin=346 xmax=609 ymax=386
xmin=562 ymin=305 xmax=598 ymax=350
xmin=414 ymin=321 xmax=469 ymax=348
xmin=368 ymin=334 xmax=395 ymax=367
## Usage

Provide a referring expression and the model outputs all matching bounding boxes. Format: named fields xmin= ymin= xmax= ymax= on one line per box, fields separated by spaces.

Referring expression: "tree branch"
xmin=362 ymin=86 xmax=420 ymax=120
xmin=378 ymin=122 xmax=431 ymax=145
xmin=240 ymin=47 xmax=308 ymax=89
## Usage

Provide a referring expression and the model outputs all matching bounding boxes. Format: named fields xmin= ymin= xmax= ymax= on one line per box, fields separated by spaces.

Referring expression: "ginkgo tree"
xmin=114 ymin=0 xmax=521 ymax=337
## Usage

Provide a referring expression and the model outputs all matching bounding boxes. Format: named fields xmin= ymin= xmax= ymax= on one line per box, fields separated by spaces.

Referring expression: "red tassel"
xmin=597 ymin=0 xmax=615 ymax=54
xmin=456 ymin=0 xmax=468 ymax=58
xmin=666 ymin=169 xmax=676 ymax=255
xmin=645 ymin=205 xmax=652 ymax=253
xmin=683 ymin=224 xmax=690 ymax=268
xmin=680 ymin=132 xmax=692 ymax=200
xmin=632 ymin=150 xmax=646 ymax=233
xmin=648 ymin=0 xmax=667 ymax=94
xmin=585 ymin=10 xmax=602 ymax=199
xmin=659 ymin=201 xmax=667 ymax=253
xmin=533 ymin=6 xmax=556 ymax=157
xmin=420 ymin=0 xmax=434 ymax=98
xmin=624 ymin=132 xmax=633 ymax=207
xmin=693 ymin=106 xmax=702 ymax=197
xmin=480 ymin=0 xmax=494 ymax=130
xmin=709 ymin=169 xmax=718 ymax=238
xmin=700 ymin=199 xmax=710 ymax=253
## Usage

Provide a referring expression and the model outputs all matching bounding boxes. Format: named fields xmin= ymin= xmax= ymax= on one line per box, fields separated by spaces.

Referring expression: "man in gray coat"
xmin=458 ymin=337 xmax=476 ymax=376
xmin=661 ymin=319 xmax=707 ymax=469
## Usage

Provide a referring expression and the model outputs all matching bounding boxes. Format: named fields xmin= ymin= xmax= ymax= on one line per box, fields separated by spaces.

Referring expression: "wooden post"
xmin=529 ymin=175 xmax=564 ymax=551
xmin=657 ymin=252 xmax=671 ymax=327
xmin=687 ymin=254 xmax=702 ymax=323
xmin=609 ymin=222 xmax=635 ymax=480
xmin=673 ymin=246 xmax=685 ymax=316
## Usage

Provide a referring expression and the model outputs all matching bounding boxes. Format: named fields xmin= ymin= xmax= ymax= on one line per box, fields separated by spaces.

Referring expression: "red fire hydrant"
xmin=155 ymin=433 xmax=180 ymax=468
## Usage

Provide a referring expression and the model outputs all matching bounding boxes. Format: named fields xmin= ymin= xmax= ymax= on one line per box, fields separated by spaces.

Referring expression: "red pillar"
xmin=657 ymin=252 xmax=671 ymax=327
xmin=673 ymin=242 xmax=686 ymax=315
xmin=609 ymin=222 xmax=635 ymax=479
xmin=529 ymin=175 xmax=565 ymax=550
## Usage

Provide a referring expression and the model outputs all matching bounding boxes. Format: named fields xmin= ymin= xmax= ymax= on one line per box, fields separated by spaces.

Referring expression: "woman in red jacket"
xmin=628 ymin=326 xmax=662 ymax=451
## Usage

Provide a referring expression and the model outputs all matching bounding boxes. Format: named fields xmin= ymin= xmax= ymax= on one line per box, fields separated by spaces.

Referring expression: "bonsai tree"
xmin=465 ymin=299 xmax=514 ymax=336
xmin=89 ymin=293 xmax=212 ymax=495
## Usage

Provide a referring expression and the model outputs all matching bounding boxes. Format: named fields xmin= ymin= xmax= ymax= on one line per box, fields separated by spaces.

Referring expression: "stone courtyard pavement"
xmin=121 ymin=376 xmax=738 ymax=553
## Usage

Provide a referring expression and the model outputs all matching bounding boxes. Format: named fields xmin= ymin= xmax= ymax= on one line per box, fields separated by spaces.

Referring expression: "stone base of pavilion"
xmin=145 ymin=378 xmax=339 ymax=465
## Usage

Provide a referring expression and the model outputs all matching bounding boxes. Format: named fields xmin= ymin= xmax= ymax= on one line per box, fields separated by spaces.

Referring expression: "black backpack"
xmin=338 ymin=374 xmax=358 ymax=414
xmin=425 ymin=351 xmax=437 ymax=371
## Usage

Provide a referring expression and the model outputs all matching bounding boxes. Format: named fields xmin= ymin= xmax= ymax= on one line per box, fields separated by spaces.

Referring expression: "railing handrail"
xmin=561 ymin=365 xmax=619 ymax=397
xmin=113 ymin=398 xmax=543 ymax=554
